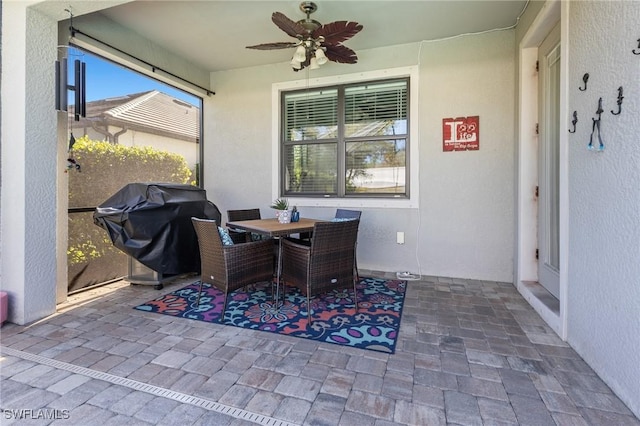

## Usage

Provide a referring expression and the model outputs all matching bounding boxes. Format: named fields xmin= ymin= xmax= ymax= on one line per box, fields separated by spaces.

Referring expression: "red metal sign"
xmin=442 ymin=116 xmax=480 ymax=151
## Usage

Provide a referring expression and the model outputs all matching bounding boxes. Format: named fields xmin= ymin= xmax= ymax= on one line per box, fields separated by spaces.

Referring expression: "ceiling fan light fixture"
xmin=315 ymin=48 xmax=328 ymax=65
xmin=293 ymin=44 xmax=307 ymax=63
xmin=290 ymin=58 xmax=302 ymax=69
xmin=309 ymin=57 xmax=320 ymax=70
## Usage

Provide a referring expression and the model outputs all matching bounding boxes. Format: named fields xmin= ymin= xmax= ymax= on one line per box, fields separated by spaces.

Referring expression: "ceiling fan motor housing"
xmin=299 ymin=1 xmax=318 ymax=15
xmin=298 ymin=1 xmax=321 ymax=33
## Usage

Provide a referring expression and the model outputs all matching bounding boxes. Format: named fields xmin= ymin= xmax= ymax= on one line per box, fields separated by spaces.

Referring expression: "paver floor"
xmin=1 ymin=271 xmax=638 ymax=425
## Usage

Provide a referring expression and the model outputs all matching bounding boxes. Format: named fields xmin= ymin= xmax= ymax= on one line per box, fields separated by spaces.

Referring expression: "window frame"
xmin=272 ymin=66 xmax=419 ymax=209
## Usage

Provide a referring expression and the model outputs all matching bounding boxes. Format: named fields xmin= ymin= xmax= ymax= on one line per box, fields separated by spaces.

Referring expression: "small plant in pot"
xmin=270 ymin=198 xmax=291 ymax=223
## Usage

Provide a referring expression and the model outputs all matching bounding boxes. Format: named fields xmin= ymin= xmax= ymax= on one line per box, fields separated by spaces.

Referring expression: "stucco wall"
xmin=206 ymin=30 xmax=516 ymax=282
xmin=565 ymin=0 xmax=640 ymax=417
xmin=418 ymin=31 xmax=515 ymax=282
xmin=1 ymin=2 xmax=58 ymax=324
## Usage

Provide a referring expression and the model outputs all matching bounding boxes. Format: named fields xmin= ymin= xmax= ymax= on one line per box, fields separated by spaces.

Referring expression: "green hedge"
xmin=68 ymin=136 xmax=193 ymax=209
xmin=67 ymin=136 xmax=194 ymax=289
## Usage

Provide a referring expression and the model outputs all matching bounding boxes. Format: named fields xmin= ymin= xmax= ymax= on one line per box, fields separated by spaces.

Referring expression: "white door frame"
xmin=516 ymin=0 xmax=568 ymax=339
xmin=538 ymin=22 xmax=561 ymax=299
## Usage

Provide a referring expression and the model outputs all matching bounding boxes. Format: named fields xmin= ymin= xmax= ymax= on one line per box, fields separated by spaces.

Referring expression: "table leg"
xmin=275 ymin=238 xmax=283 ymax=308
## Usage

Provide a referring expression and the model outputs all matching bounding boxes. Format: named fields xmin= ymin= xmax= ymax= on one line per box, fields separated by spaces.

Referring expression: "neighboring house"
xmin=1 ymin=0 xmax=638 ymax=419
xmin=71 ymin=90 xmax=199 ymax=169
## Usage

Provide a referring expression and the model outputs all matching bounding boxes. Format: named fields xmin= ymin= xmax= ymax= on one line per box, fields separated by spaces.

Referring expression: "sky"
xmin=71 ymin=48 xmax=201 ymax=107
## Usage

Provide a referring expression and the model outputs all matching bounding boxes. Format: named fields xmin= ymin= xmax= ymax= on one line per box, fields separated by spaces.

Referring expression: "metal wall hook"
xmin=633 ymin=38 xmax=640 ymax=55
xmin=611 ymin=86 xmax=624 ymax=115
xmin=569 ymin=111 xmax=578 ymax=133
xmin=588 ymin=98 xmax=604 ymax=151
xmin=579 ymin=73 xmax=589 ymax=91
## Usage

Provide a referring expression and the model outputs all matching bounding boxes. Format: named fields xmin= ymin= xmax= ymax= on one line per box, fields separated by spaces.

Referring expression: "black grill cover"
xmin=94 ymin=183 xmax=221 ymax=275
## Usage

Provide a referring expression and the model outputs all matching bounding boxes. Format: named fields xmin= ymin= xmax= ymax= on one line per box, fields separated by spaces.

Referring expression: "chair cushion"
xmin=331 ymin=217 xmax=357 ymax=222
xmin=218 ymin=226 xmax=235 ymax=245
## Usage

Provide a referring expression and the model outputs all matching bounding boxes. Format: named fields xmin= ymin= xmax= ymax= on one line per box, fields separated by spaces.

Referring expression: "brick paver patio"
xmin=1 ymin=271 xmax=638 ymax=425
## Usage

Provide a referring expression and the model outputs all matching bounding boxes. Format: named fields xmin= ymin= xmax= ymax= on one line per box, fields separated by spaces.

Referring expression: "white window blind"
xmin=281 ymin=78 xmax=408 ymax=198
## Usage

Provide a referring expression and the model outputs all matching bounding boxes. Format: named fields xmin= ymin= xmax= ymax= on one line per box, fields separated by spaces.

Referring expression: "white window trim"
xmin=272 ymin=66 xmax=419 ymax=209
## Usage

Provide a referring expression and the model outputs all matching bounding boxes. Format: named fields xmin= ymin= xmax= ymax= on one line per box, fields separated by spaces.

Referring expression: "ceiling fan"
xmin=246 ymin=1 xmax=363 ymax=71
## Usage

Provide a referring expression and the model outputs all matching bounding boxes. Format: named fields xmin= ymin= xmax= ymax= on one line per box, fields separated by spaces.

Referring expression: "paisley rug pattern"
xmin=135 ymin=277 xmax=406 ymax=353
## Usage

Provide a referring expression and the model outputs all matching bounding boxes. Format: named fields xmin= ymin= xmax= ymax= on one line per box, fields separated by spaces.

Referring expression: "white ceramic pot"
xmin=277 ymin=209 xmax=291 ymax=224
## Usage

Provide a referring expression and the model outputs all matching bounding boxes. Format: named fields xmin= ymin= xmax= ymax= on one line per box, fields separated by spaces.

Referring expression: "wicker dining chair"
xmin=335 ymin=209 xmax=362 ymax=280
xmin=226 ymin=208 xmax=261 ymax=243
xmin=191 ymin=217 xmax=274 ymax=319
xmin=334 ymin=208 xmax=362 ymax=220
xmin=280 ymin=219 xmax=360 ymax=324
xmin=299 ymin=209 xmax=362 ymax=238
xmin=298 ymin=209 xmax=362 ymax=280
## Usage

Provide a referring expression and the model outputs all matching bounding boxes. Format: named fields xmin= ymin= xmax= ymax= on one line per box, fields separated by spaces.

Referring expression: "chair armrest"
xmin=223 ymin=238 xmax=275 ymax=281
xmin=223 ymin=238 xmax=273 ymax=255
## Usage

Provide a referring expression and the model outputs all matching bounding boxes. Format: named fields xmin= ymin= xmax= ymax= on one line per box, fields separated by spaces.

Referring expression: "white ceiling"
xmin=83 ymin=0 xmax=530 ymax=72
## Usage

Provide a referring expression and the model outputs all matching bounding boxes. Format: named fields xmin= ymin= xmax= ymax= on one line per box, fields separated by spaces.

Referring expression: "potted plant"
xmin=270 ymin=198 xmax=291 ymax=223
xmin=270 ymin=198 xmax=289 ymax=210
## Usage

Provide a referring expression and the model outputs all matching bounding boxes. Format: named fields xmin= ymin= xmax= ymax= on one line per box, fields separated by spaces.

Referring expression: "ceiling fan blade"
xmin=246 ymin=42 xmax=298 ymax=50
xmin=314 ymin=21 xmax=363 ymax=45
xmin=325 ymin=44 xmax=359 ymax=64
xmin=272 ymin=11 xmax=307 ymax=38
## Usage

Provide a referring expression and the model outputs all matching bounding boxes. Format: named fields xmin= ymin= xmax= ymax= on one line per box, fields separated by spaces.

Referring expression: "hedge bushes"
xmin=68 ymin=136 xmax=193 ymax=209
xmin=67 ymin=136 xmax=195 ymax=291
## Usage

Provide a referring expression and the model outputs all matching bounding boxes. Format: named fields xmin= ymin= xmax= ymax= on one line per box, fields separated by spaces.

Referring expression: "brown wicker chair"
xmin=334 ymin=209 xmax=362 ymax=281
xmin=298 ymin=209 xmax=362 ymax=280
xmin=191 ymin=217 xmax=274 ymax=319
xmin=226 ymin=208 xmax=261 ymax=243
xmin=280 ymin=219 xmax=360 ymax=324
xmin=334 ymin=209 xmax=362 ymax=220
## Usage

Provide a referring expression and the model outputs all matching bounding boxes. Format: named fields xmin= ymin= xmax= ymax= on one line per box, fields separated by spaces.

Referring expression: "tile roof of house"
xmin=71 ymin=90 xmax=199 ymax=142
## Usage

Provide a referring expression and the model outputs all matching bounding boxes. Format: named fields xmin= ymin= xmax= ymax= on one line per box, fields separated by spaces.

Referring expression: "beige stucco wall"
xmin=565 ymin=0 xmax=640 ymax=418
xmin=206 ymin=29 xmax=516 ymax=282
xmin=1 ymin=1 xmax=59 ymax=324
xmin=513 ymin=0 xmax=640 ymax=418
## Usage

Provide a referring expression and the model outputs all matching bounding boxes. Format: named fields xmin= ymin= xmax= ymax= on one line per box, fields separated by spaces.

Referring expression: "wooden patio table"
xmin=226 ymin=217 xmax=323 ymax=238
xmin=226 ymin=217 xmax=326 ymax=305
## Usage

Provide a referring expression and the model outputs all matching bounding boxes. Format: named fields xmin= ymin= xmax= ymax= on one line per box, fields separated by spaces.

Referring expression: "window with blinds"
xmin=282 ymin=78 xmax=408 ymax=197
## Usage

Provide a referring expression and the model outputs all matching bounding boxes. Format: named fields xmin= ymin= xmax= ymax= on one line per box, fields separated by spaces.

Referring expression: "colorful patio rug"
xmin=135 ymin=276 xmax=407 ymax=354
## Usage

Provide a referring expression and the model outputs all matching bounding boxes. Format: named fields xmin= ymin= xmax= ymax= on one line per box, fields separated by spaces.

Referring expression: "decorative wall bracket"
xmin=611 ymin=86 xmax=624 ymax=115
xmin=569 ymin=111 xmax=578 ymax=133
xmin=579 ymin=73 xmax=589 ymax=91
